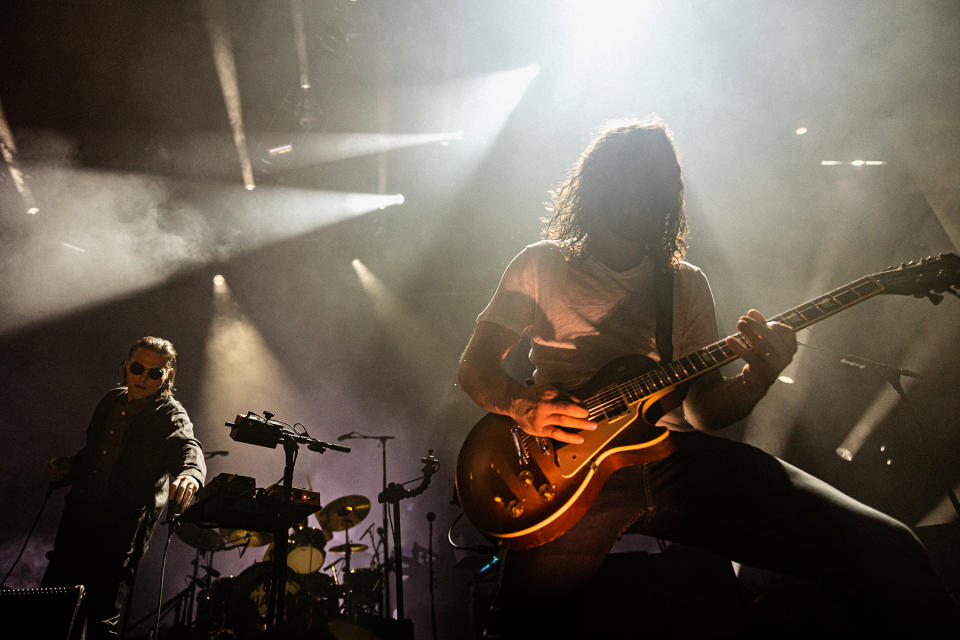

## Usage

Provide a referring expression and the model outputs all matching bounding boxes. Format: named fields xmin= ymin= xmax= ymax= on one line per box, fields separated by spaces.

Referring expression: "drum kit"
xmin=148 ymin=412 xmax=436 ymax=639
xmin=176 ymin=492 xmax=386 ymax=638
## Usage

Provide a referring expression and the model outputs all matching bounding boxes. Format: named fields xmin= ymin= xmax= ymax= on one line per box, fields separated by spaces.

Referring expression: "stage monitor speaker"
xmin=0 ymin=585 xmax=86 ymax=640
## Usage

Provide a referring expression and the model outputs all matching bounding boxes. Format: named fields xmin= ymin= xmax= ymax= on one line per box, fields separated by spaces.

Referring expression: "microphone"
xmin=337 ymin=431 xmax=356 ymax=441
xmin=164 ymin=500 xmax=183 ymax=527
xmin=839 ymin=356 xmax=923 ymax=380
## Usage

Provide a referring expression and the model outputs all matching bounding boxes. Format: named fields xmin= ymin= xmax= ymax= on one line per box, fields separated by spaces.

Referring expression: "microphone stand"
xmin=802 ymin=343 xmax=959 ymax=519
xmin=377 ymin=450 xmax=439 ymax=624
xmin=340 ymin=431 xmax=395 ymax=618
xmin=427 ymin=512 xmax=437 ymax=640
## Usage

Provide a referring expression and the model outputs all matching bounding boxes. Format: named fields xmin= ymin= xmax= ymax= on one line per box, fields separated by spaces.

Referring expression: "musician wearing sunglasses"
xmin=42 ymin=336 xmax=206 ymax=639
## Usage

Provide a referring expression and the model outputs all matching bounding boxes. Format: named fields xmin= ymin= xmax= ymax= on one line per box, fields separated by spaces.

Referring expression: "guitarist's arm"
xmin=683 ymin=309 xmax=797 ymax=431
xmin=458 ymin=320 xmax=597 ymax=445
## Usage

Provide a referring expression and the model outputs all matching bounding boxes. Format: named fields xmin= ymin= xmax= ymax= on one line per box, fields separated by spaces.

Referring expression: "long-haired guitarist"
xmin=457 ymin=117 xmax=958 ymax=637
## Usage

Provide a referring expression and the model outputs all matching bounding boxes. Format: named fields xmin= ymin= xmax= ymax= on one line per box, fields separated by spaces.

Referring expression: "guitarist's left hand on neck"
xmin=685 ymin=309 xmax=796 ymax=431
xmin=726 ymin=309 xmax=797 ymax=388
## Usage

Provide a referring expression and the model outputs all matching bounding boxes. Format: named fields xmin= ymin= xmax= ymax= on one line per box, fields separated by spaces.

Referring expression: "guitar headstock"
xmin=875 ymin=253 xmax=960 ymax=304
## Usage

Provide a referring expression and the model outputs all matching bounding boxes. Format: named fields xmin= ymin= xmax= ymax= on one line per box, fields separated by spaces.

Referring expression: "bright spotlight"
xmin=245 ymin=183 xmax=256 ymax=191
xmin=795 ymin=127 xmax=808 ymax=135
xmin=820 ymin=161 xmax=842 ymax=166
xmin=777 ymin=375 xmax=795 ymax=385
xmin=865 ymin=160 xmax=886 ymax=166
xmin=378 ymin=193 xmax=405 ymax=210
xmin=850 ymin=160 xmax=865 ymax=167
xmin=27 ymin=207 xmax=39 ymax=215
xmin=213 ymin=274 xmax=226 ymax=287
xmin=836 ymin=447 xmax=854 ymax=462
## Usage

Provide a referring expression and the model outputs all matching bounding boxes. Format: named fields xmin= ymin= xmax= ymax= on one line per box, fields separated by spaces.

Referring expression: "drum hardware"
xmin=223 ymin=410 xmax=351 ymax=634
xmin=128 ymin=546 xmax=222 ymax=635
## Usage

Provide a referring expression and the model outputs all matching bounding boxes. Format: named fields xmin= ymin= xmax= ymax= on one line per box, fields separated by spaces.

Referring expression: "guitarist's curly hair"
xmin=543 ymin=116 xmax=688 ymax=265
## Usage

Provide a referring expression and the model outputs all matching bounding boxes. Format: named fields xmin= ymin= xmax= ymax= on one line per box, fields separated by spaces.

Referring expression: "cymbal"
xmin=219 ymin=528 xmax=274 ymax=548
xmin=317 ymin=495 xmax=371 ymax=531
xmin=175 ymin=523 xmax=226 ymax=551
xmin=329 ymin=543 xmax=368 ymax=554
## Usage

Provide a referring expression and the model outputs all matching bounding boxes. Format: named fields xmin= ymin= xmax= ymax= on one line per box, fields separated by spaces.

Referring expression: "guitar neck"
xmin=603 ymin=275 xmax=888 ymax=407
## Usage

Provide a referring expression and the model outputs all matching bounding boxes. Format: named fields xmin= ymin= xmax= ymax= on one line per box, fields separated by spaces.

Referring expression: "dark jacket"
xmin=67 ymin=387 xmax=206 ymax=520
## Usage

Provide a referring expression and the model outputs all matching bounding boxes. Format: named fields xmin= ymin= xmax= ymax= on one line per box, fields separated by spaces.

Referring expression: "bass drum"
xmin=225 ymin=562 xmax=315 ymax=638
xmin=342 ymin=568 xmax=382 ymax=608
xmin=195 ymin=576 xmax=238 ymax=637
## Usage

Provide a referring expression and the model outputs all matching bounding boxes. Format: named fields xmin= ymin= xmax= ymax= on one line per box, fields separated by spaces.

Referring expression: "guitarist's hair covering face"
xmin=545 ymin=116 xmax=687 ymax=264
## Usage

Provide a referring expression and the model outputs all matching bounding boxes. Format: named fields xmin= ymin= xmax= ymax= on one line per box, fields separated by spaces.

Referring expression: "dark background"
xmin=2 ymin=1 xmax=959 ymax=637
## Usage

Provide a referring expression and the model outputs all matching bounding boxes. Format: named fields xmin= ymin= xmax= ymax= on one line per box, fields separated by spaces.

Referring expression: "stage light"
xmin=256 ymin=132 xmax=464 ymax=171
xmin=203 ymin=0 xmax=256 ymax=191
xmin=213 ymin=274 xmax=226 ymax=287
xmin=865 ymin=160 xmax=886 ymax=166
xmin=821 ymin=161 xmax=842 ymax=166
xmin=777 ymin=375 xmax=795 ymax=384
xmin=850 ymin=160 xmax=865 ymax=167
xmin=27 ymin=207 xmax=39 ymax=215
xmin=268 ymin=144 xmax=294 ymax=156
xmin=245 ymin=183 xmax=256 ymax=191
xmin=795 ymin=127 xmax=808 ymax=135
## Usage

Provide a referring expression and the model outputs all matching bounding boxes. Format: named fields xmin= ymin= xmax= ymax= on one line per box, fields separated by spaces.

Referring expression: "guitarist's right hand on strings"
xmin=509 ymin=385 xmax=597 ymax=445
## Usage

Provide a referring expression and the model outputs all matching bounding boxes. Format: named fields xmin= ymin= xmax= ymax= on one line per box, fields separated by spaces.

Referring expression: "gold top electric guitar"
xmin=456 ymin=254 xmax=960 ymax=549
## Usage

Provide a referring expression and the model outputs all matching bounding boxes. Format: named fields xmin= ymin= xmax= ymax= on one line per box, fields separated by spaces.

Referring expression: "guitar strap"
xmin=654 ymin=259 xmax=674 ymax=363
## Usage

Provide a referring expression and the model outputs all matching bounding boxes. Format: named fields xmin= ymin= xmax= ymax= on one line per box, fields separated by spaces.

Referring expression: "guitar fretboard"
xmin=585 ymin=276 xmax=887 ymax=419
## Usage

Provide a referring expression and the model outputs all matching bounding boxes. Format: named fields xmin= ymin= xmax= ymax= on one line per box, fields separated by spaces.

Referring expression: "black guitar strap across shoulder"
xmin=654 ymin=260 xmax=674 ymax=364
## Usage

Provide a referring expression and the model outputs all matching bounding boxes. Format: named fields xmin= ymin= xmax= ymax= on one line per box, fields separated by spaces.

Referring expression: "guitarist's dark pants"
xmin=487 ymin=431 xmax=959 ymax=638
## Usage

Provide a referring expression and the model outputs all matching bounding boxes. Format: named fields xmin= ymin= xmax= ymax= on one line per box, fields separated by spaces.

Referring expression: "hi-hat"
xmin=219 ymin=528 xmax=273 ymax=548
xmin=329 ymin=543 xmax=368 ymax=554
xmin=175 ymin=523 xmax=226 ymax=551
xmin=316 ymin=495 xmax=371 ymax=531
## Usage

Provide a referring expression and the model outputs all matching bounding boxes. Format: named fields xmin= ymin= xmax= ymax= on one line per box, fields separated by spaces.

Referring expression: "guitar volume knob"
xmin=518 ymin=470 xmax=534 ymax=485
xmin=506 ymin=499 xmax=524 ymax=518
xmin=537 ymin=483 xmax=557 ymax=502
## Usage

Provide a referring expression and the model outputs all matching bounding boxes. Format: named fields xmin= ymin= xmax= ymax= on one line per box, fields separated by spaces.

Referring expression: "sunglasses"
xmin=129 ymin=361 xmax=165 ymax=380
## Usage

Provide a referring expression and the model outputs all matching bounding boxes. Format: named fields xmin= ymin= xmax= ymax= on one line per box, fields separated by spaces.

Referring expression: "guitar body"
xmin=456 ymin=254 xmax=959 ymax=549
xmin=455 ymin=354 xmax=681 ymax=550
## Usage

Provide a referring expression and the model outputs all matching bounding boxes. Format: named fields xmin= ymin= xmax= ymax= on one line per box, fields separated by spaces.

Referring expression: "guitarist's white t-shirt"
xmin=478 ymin=240 xmax=719 ymax=429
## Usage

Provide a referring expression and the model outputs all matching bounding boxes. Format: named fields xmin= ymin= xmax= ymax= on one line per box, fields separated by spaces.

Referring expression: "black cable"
xmin=1 ymin=485 xmax=54 ymax=587
xmin=445 ymin=511 xmax=498 ymax=554
xmin=153 ymin=514 xmax=178 ymax=639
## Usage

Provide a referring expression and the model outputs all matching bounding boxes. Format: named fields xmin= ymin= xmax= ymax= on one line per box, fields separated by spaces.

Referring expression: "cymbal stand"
xmin=377 ymin=450 xmax=439 ymax=621
xmin=129 ymin=548 xmax=218 ymax=633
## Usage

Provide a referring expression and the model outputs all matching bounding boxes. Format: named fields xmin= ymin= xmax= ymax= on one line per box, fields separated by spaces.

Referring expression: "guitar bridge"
xmin=511 ymin=426 xmax=530 ymax=465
